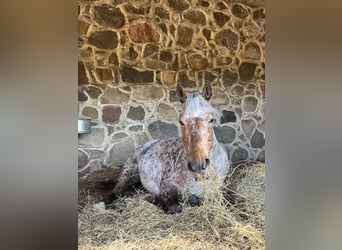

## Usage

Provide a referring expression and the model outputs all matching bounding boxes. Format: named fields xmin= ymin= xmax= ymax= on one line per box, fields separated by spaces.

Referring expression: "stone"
xmin=100 ymin=87 xmax=130 ymax=104
xmin=157 ymin=103 xmax=178 ymax=121
xmin=86 ymin=86 xmax=102 ymax=99
xmin=232 ymin=147 xmax=249 ymax=162
xmin=167 ymin=0 xmax=190 ymax=11
xmin=96 ymin=68 xmax=113 ymax=81
xmin=220 ymin=110 xmax=236 ymax=124
xmin=82 ymin=106 xmax=99 ymax=120
xmin=78 ymin=127 xmax=106 ymax=146
xmin=108 ymin=137 xmax=135 ymax=166
xmin=144 ymin=44 xmax=159 ymax=57
xmin=128 ymin=23 xmax=160 ymax=43
xmin=230 ymin=85 xmax=244 ymax=96
xmin=205 ymin=71 xmax=217 ymax=82
xmin=239 ymin=62 xmax=257 ymax=82
xmin=133 ymin=85 xmax=164 ymax=100
xmin=242 ymin=42 xmax=261 ymax=60
xmin=211 ymin=87 xmax=229 ymax=105
xmin=121 ymin=67 xmax=154 ymax=83
xmin=241 ymin=119 xmax=256 ymax=138
xmin=198 ymin=0 xmax=209 ymax=8
xmin=178 ymin=72 xmax=196 ymax=88
xmin=251 ymin=129 xmax=265 ymax=148
xmin=102 ymin=105 xmax=122 ymax=124
xmin=215 ymin=29 xmax=239 ymax=51
xmin=78 ymin=62 xmax=88 ymax=85
xmin=213 ymin=126 xmax=236 ymax=144
xmin=78 ymin=150 xmax=89 ymax=170
xmin=109 ymin=53 xmax=119 ymax=66
xmin=213 ymin=12 xmax=230 ymax=27
xmin=253 ymin=8 xmax=265 ymax=20
xmin=148 ymin=121 xmax=179 ymax=139
xmin=177 ymin=25 xmax=194 ymax=47
xmin=124 ymin=3 xmax=151 ymax=15
xmin=169 ymin=90 xmax=178 ymax=102
xmin=160 ymin=50 xmax=173 ymax=62
xmin=188 ymin=54 xmax=208 ymax=70
xmin=129 ymin=125 xmax=144 ymax=132
xmin=112 ymin=132 xmax=129 ymax=141
xmin=127 ymin=106 xmax=145 ymax=120
xmin=78 ymin=90 xmax=88 ymax=102
xmin=88 ymin=149 xmax=105 ymax=159
xmin=88 ymin=30 xmax=118 ymax=50
xmin=243 ymin=96 xmax=258 ymax=113
xmin=216 ymin=56 xmax=232 ymax=66
xmin=232 ymin=4 xmax=249 ymax=19
xmin=202 ymin=29 xmax=211 ymax=41
xmin=183 ymin=10 xmax=206 ymax=25
xmin=78 ymin=20 xmax=90 ymax=36
xmin=94 ymin=5 xmax=125 ymax=28
xmin=217 ymin=2 xmax=227 ymax=10
xmin=155 ymin=7 xmax=169 ymax=19
xmin=135 ymin=132 xmax=149 ymax=146
xmin=257 ymin=150 xmax=265 ymax=162
xmin=162 ymin=71 xmax=176 ymax=87
xmin=145 ymin=59 xmax=167 ymax=70
xmin=224 ymin=69 xmax=239 ymax=88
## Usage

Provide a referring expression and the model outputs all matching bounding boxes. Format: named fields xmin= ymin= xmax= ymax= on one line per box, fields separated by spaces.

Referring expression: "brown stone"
xmin=78 ymin=90 xmax=88 ymax=102
xmin=243 ymin=96 xmax=258 ymax=113
xmin=82 ymin=106 xmax=99 ymax=119
xmin=133 ymin=85 xmax=164 ymax=101
xmin=167 ymin=0 xmax=190 ymax=11
xmin=157 ymin=103 xmax=178 ymax=121
xmin=253 ymin=8 xmax=265 ymax=20
xmin=198 ymin=0 xmax=209 ymax=8
xmin=178 ymin=72 xmax=196 ymax=88
xmin=88 ymin=30 xmax=118 ymax=50
xmin=155 ymin=6 xmax=169 ymax=19
xmin=177 ymin=25 xmax=193 ymax=46
xmin=241 ymin=119 xmax=256 ymax=138
xmin=162 ymin=71 xmax=176 ymax=87
xmin=239 ymin=62 xmax=257 ymax=82
xmin=242 ymin=42 xmax=261 ymax=60
xmin=100 ymin=87 xmax=130 ymax=104
xmin=108 ymin=53 xmax=119 ymax=66
xmin=144 ymin=59 xmax=167 ymax=70
xmin=124 ymin=3 xmax=150 ymax=15
xmin=183 ymin=10 xmax=206 ymax=25
xmin=78 ymin=62 xmax=88 ymax=85
xmin=159 ymin=50 xmax=173 ymax=62
xmin=86 ymin=86 xmax=102 ymax=99
xmin=78 ymin=20 xmax=90 ymax=36
xmin=215 ymin=29 xmax=239 ymax=51
xmin=96 ymin=68 xmax=113 ymax=81
xmin=128 ymin=23 xmax=160 ymax=43
xmin=213 ymin=12 xmax=230 ymax=27
xmin=202 ymin=29 xmax=211 ymax=41
xmin=216 ymin=56 xmax=232 ymax=66
xmin=232 ymin=4 xmax=249 ymax=19
xmin=94 ymin=5 xmax=125 ymax=28
xmin=144 ymin=43 xmax=159 ymax=57
xmin=205 ymin=71 xmax=217 ymax=82
xmin=102 ymin=105 xmax=122 ymax=124
xmin=188 ymin=54 xmax=208 ymax=70
xmin=121 ymin=67 xmax=154 ymax=83
xmin=78 ymin=127 xmax=106 ymax=146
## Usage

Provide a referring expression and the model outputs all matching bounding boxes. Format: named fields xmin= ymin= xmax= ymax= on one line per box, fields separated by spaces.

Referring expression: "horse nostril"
xmin=188 ymin=161 xmax=194 ymax=172
xmin=204 ymin=158 xmax=210 ymax=168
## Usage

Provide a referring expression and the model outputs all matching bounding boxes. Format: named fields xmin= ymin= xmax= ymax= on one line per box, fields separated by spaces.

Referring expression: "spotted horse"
xmin=99 ymin=82 xmax=230 ymax=214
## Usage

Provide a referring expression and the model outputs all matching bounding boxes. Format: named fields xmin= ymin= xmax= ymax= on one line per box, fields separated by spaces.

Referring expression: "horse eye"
xmin=208 ymin=118 xmax=216 ymax=124
xmin=179 ymin=120 xmax=184 ymax=126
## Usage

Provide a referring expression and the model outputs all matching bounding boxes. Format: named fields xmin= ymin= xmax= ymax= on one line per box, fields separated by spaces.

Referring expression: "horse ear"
xmin=202 ymin=81 xmax=212 ymax=101
xmin=176 ymin=84 xmax=187 ymax=103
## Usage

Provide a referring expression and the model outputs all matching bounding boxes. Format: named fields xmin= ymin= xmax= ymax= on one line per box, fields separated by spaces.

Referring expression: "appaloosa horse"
xmin=100 ymin=82 xmax=230 ymax=213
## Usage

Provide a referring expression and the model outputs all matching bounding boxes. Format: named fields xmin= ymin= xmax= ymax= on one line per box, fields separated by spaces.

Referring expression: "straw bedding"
xmin=78 ymin=162 xmax=265 ymax=250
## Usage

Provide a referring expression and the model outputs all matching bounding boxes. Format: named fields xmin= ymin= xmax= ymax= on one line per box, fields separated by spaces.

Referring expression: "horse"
xmin=99 ymin=82 xmax=230 ymax=214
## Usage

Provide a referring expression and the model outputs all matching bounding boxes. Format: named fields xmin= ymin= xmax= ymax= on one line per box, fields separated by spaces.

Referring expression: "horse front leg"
xmin=160 ymin=184 xmax=182 ymax=214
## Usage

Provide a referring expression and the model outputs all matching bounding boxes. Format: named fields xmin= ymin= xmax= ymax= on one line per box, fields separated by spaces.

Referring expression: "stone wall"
xmin=78 ymin=0 xmax=265 ymax=174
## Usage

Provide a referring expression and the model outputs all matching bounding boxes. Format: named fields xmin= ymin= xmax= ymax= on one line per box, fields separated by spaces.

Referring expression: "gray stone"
xmin=243 ymin=96 xmax=258 ymax=113
xmin=232 ymin=147 xmax=249 ymax=162
xmin=220 ymin=110 xmax=236 ymax=124
xmin=78 ymin=150 xmax=89 ymax=170
xmin=78 ymin=127 xmax=105 ymax=146
xmin=112 ymin=132 xmax=129 ymax=141
xmin=78 ymin=90 xmax=88 ymax=102
xmin=232 ymin=4 xmax=250 ymax=19
xmin=86 ymin=86 xmax=102 ymax=99
xmin=242 ymin=42 xmax=261 ymax=61
xmin=148 ymin=121 xmax=179 ymax=139
xmin=213 ymin=126 xmax=236 ymax=144
xmin=78 ymin=62 xmax=88 ymax=85
xmin=121 ymin=67 xmax=154 ymax=83
xmin=135 ymin=132 xmax=149 ymax=146
xmin=157 ymin=103 xmax=178 ymax=121
xmin=129 ymin=124 xmax=144 ymax=132
xmin=251 ymin=129 xmax=265 ymax=148
xmin=168 ymin=0 xmax=190 ymax=11
xmin=108 ymin=137 xmax=135 ymax=166
xmin=82 ymin=106 xmax=98 ymax=120
xmin=87 ymin=149 xmax=105 ymax=159
xmin=88 ymin=30 xmax=118 ymax=50
xmin=169 ymin=90 xmax=178 ymax=102
xmin=257 ymin=150 xmax=265 ymax=162
xmin=102 ymin=105 xmax=122 ymax=124
xmin=230 ymin=85 xmax=244 ymax=96
xmin=215 ymin=29 xmax=239 ymax=51
xmin=241 ymin=119 xmax=256 ymax=138
xmin=100 ymin=87 xmax=130 ymax=104
xmin=239 ymin=62 xmax=257 ymax=82
xmin=177 ymin=25 xmax=193 ymax=46
xmin=94 ymin=5 xmax=125 ymax=28
xmin=211 ymin=87 xmax=229 ymax=105
xmin=222 ymin=69 xmax=238 ymax=88
xmin=127 ymin=106 xmax=145 ymax=120
xmin=133 ymin=85 xmax=164 ymax=101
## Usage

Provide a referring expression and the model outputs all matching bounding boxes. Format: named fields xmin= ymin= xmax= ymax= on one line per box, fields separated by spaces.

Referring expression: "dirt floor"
xmin=78 ymin=162 xmax=265 ymax=250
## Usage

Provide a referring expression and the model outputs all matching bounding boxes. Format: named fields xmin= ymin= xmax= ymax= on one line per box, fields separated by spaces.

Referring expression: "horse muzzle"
xmin=187 ymin=158 xmax=210 ymax=174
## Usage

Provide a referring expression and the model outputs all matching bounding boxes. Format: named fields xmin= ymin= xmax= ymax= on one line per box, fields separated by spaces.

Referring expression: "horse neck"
xmin=210 ymin=129 xmax=221 ymax=157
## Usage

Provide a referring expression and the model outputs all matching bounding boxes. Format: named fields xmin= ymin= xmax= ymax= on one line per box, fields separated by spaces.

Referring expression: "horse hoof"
xmin=93 ymin=201 xmax=106 ymax=211
xmin=166 ymin=203 xmax=182 ymax=214
xmin=188 ymin=194 xmax=202 ymax=207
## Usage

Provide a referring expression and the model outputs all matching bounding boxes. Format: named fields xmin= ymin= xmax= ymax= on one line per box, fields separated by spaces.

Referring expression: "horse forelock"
xmin=182 ymin=92 xmax=218 ymax=119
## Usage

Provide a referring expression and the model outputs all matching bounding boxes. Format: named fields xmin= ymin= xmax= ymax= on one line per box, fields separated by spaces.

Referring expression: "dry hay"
xmin=78 ymin=162 xmax=265 ymax=250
